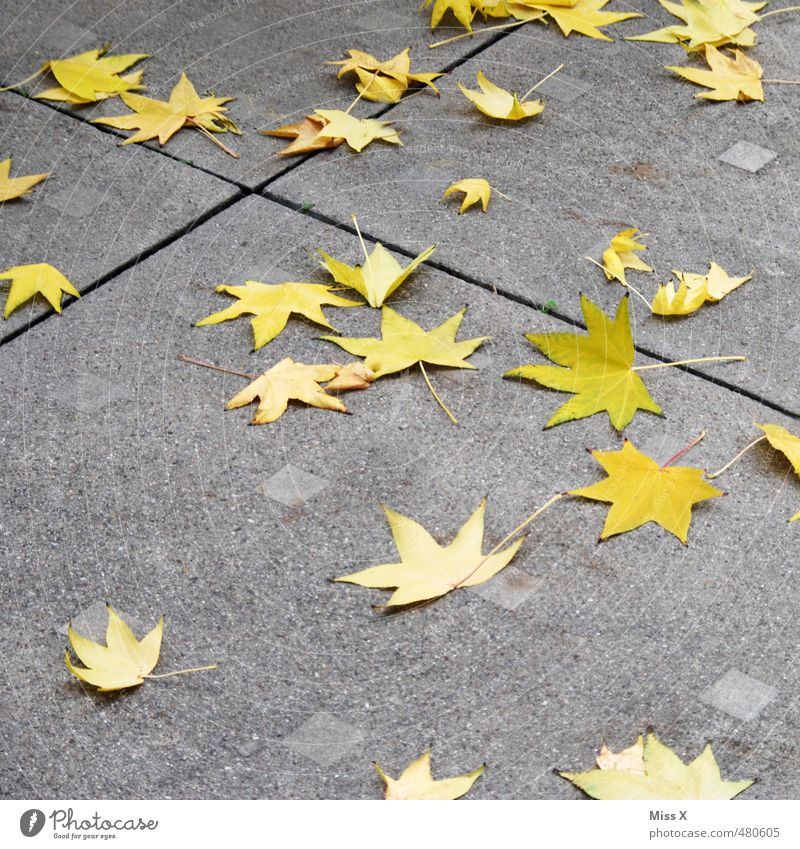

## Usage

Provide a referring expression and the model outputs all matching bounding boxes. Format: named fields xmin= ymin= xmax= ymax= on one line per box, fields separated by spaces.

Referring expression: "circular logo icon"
xmin=19 ymin=810 xmax=45 ymax=837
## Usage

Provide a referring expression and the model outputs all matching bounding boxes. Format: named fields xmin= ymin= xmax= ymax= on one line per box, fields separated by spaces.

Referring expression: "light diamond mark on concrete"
xmin=469 ymin=566 xmax=540 ymax=611
xmin=53 ymin=375 xmax=124 ymax=413
xmin=718 ymin=141 xmax=777 ymax=173
xmin=535 ymin=73 xmax=589 ymax=103
xmin=700 ymin=669 xmax=777 ymax=721
xmin=260 ymin=464 xmax=328 ymax=507
xmin=284 ymin=712 xmax=364 ymax=766
xmin=60 ymin=600 xmax=144 ymax=641
xmin=43 ymin=180 xmax=108 ymax=219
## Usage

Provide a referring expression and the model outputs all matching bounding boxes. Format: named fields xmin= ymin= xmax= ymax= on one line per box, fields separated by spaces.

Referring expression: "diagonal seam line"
xmin=262 ymin=190 xmax=800 ymax=424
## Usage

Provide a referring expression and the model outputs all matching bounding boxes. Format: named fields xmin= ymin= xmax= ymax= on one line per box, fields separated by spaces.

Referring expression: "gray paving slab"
xmin=266 ymin=11 xmax=800 ymax=415
xmin=0 ymin=0 xmax=498 ymax=188
xmin=0 ymin=91 xmax=238 ymax=341
xmin=2 ymin=195 xmax=799 ymax=798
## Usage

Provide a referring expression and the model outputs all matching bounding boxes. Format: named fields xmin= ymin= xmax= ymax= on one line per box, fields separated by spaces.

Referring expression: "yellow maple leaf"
xmin=600 ymin=228 xmax=653 ymax=285
xmin=196 ymin=281 xmax=361 ymax=350
xmin=757 ymin=423 xmax=800 ymax=521
xmin=0 ymin=262 xmax=80 ymax=318
xmin=335 ymin=499 xmax=524 ymax=607
xmin=652 ymin=262 xmax=751 ymax=316
xmin=444 ymin=178 xmax=492 ymax=213
xmin=628 ymin=0 xmax=766 ymax=51
xmin=260 ymin=116 xmax=344 ymax=157
xmin=326 ymin=48 xmax=443 ymax=103
xmin=93 ymin=73 xmax=240 ymax=156
xmin=311 ymin=109 xmax=402 ymax=152
xmin=65 ymin=605 xmax=216 ymax=693
xmin=225 ymin=358 xmax=346 ymax=424
xmin=321 ymin=305 xmax=489 ymax=378
xmin=0 ymin=157 xmax=49 ymax=202
xmin=458 ymin=71 xmax=544 ymax=120
xmin=1 ymin=45 xmax=148 ymax=103
xmin=319 ymin=242 xmax=435 ymax=308
xmin=525 ymin=0 xmax=641 ymax=40
xmin=423 ymin=0 xmax=476 ymax=30
xmin=667 ymin=45 xmax=763 ymax=101
xmin=375 ymin=751 xmax=485 ymax=799
xmin=505 ymin=294 xmax=663 ymax=430
xmin=560 ymin=732 xmax=754 ymax=799
xmin=570 ymin=439 xmax=723 ymax=542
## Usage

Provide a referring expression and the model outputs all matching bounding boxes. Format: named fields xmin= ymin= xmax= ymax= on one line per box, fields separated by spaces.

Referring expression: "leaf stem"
xmin=146 ymin=664 xmax=218 ymax=679
xmin=522 ymin=63 xmax=565 ymax=101
xmin=187 ymin=119 xmax=239 ymax=158
xmin=428 ymin=18 xmax=528 ymax=49
xmin=345 ymin=71 xmax=377 ymax=114
xmin=454 ymin=492 xmax=564 ymax=588
xmin=759 ymin=4 xmax=800 ymax=17
xmin=764 ymin=79 xmax=800 ymax=84
xmin=632 ymin=355 xmax=746 ymax=371
xmin=706 ymin=435 xmax=766 ymax=479
xmin=177 ymin=354 xmax=255 ymax=380
xmin=0 ymin=65 xmax=46 ymax=92
xmin=419 ymin=362 xmax=458 ymax=424
xmin=661 ymin=430 xmax=706 ymax=469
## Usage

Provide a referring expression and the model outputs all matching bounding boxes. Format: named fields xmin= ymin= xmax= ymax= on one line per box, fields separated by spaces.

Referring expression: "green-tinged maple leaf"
xmin=560 ymin=732 xmax=755 ymax=799
xmin=321 ymin=305 xmax=489 ymax=378
xmin=335 ymin=499 xmax=524 ymax=607
xmin=319 ymin=242 xmax=435 ymax=308
xmin=0 ymin=157 xmax=49 ymax=202
xmin=505 ymin=294 xmax=663 ymax=430
xmin=93 ymin=73 xmax=240 ymax=155
xmin=196 ymin=281 xmax=362 ymax=350
xmin=375 ymin=751 xmax=485 ymax=799
xmin=0 ymin=262 xmax=80 ymax=318
xmin=570 ymin=438 xmax=723 ymax=542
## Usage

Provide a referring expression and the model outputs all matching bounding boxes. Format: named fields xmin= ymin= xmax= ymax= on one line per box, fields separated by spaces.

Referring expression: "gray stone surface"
xmin=0 ymin=92 xmax=238 ymax=341
xmin=2 ymin=196 xmax=800 ymax=799
xmin=0 ymin=0 xmax=499 ymax=188
xmin=267 ymin=15 xmax=800 ymax=415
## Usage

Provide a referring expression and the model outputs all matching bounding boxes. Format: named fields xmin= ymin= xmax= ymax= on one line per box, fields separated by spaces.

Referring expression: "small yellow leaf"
xmin=651 ymin=278 xmax=708 ymax=316
xmin=570 ymin=438 xmax=723 ymax=542
xmin=444 ymin=178 xmax=492 ymax=213
xmin=319 ymin=242 xmax=435 ymax=308
xmin=423 ymin=0 xmax=475 ymax=30
xmin=312 ymin=109 xmax=402 ymax=152
xmin=667 ymin=45 xmax=763 ymax=101
xmin=653 ymin=262 xmax=751 ymax=316
xmin=458 ymin=71 xmax=544 ymax=120
xmin=505 ymin=294 xmax=663 ymax=431
xmin=561 ymin=732 xmax=755 ymax=799
xmin=335 ymin=499 xmax=523 ymax=607
xmin=93 ymin=73 xmax=240 ymax=155
xmin=326 ymin=362 xmax=376 ymax=392
xmin=0 ymin=157 xmax=49 ymax=202
xmin=66 ymin=605 xmax=163 ymax=693
xmin=225 ymin=358 xmax=346 ymax=425
xmin=756 ymin=423 xmax=800 ymax=522
xmin=260 ymin=116 xmax=344 ymax=157
xmin=196 ymin=280 xmax=361 ymax=350
xmin=375 ymin=751 xmax=485 ymax=799
xmin=600 ymin=227 xmax=653 ymax=285
xmin=0 ymin=262 xmax=79 ymax=318
xmin=321 ymin=305 xmax=489 ymax=379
